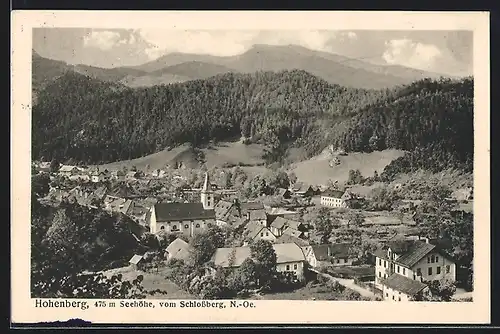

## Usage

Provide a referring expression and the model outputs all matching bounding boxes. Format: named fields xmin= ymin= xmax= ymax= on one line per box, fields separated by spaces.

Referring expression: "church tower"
xmin=200 ymin=172 xmax=214 ymax=210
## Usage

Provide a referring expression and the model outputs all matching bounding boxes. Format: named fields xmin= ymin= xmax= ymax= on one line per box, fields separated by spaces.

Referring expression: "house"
xmin=214 ymin=199 xmax=241 ymax=226
xmin=275 ymin=234 xmax=310 ymax=247
xmin=129 ymin=254 xmax=144 ymax=270
xmin=58 ymin=165 xmax=80 ymax=178
xmin=248 ymin=209 xmax=267 ymax=226
xmin=243 ymin=221 xmax=276 ymax=245
xmin=110 ymin=170 xmax=126 ymax=181
xmin=149 ymin=172 xmax=216 ymax=237
xmin=165 ymin=238 xmax=193 ymax=263
xmin=151 ymin=169 xmax=167 ymax=178
xmin=269 ymin=217 xmax=305 ymax=238
xmin=240 ymin=201 xmax=265 ymax=216
xmin=302 ymin=243 xmax=356 ymax=268
xmin=276 ymin=188 xmax=292 ymax=199
xmin=291 ymin=182 xmax=317 ymax=197
xmin=91 ymin=169 xmax=110 ymax=183
xmin=212 ymin=243 xmax=307 ymax=281
xmin=320 ymin=190 xmax=353 ymax=208
xmin=106 ymin=197 xmax=133 ymax=215
xmin=126 ymin=201 xmax=150 ymax=226
xmin=382 ymin=273 xmax=430 ymax=301
xmin=374 ymin=239 xmax=457 ymax=292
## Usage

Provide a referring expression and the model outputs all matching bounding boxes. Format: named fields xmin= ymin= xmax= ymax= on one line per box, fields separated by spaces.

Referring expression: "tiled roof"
xmin=275 ymin=234 xmax=310 ymax=247
xmin=166 ymin=238 xmax=192 ymax=262
xmin=383 ymin=273 xmax=427 ymax=296
xmin=321 ymin=190 xmax=345 ymax=198
xmin=154 ymin=202 xmax=215 ymax=221
xmin=249 ymin=209 xmax=267 ymax=221
xmin=283 ymin=227 xmax=303 ymax=238
xmin=129 ymin=254 xmax=143 ymax=265
xmin=241 ymin=202 xmax=265 ymax=212
xmin=213 ymin=247 xmax=252 ymax=268
xmin=273 ymin=243 xmax=306 ymax=263
xmin=270 ymin=216 xmax=288 ymax=230
xmin=329 ymin=243 xmax=352 ymax=258
xmin=285 ymin=219 xmax=302 ymax=231
xmin=393 ymin=241 xmax=436 ymax=268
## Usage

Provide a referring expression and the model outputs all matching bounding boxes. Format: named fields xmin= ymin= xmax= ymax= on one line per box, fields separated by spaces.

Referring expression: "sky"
xmin=33 ymin=28 xmax=473 ymax=77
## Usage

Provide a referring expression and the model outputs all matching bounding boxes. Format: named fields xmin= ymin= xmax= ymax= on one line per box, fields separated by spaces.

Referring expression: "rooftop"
xmin=154 ymin=202 xmax=215 ymax=222
xmin=383 ymin=273 xmax=428 ymax=296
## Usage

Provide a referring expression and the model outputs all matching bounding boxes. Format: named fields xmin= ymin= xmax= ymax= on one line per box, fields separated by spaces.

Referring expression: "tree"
xmin=314 ymin=208 xmax=334 ymax=243
xmin=49 ymin=158 xmax=60 ymax=173
xmin=32 ymin=173 xmax=50 ymax=199
xmin=347 ymin=169 xmax=363 ymax=185
xmin=189 ymin=226 xmax=225 ymax=266
xmin=250 ymin=240 xmax=277 ymax=287
xmin=346 ymin=211 xmax=364 ymax=228
xmin=426 ymin=279 xmax=457 ymax=302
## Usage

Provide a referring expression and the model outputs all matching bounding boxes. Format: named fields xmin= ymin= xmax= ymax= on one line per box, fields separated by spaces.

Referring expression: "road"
xmin=310 ymin=268 xmax=376 ymax=299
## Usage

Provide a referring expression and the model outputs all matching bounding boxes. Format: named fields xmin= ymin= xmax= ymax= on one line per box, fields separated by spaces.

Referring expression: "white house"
xmin=302 ymin=243 xmax=356 ymax=268
xmin=320 ymin=190 xmax=352 ymax=208
xmin=165 ymin=238 xmax=193 ymax=263
xmin=212 ymin=243 xmax=307 ymax=281
xmin=374 ymin=238 xmax=457 ymax=300
xmin=243 ymin=221 xmax=276 ymax=245
xmin=149 ymin=172 xmax=216 ymax=237
xmin=382 ymin=273 xmax=430 ymax=301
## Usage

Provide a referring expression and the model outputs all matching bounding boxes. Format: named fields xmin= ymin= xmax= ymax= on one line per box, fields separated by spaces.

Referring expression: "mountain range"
xmin=32 ymin=44 xmax=448 ymax=91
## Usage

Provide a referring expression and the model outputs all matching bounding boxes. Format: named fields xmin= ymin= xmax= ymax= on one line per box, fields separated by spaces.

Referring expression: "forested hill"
xmin=327 ymin=77 xmax=474 ymax=175
xmin=32 ymin=70 xmax=473 ymax=175
xmin=32 ymin=70 xmax=390 ymax=164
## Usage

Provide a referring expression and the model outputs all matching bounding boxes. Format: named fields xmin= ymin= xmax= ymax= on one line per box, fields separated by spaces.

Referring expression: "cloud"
xmin=382 ymin=38 xmax=443 ymax=71
xmin=83 ymin=30 xmax=123 ymax=50
xmin=136 ymin=29 xmax=359 ymax=60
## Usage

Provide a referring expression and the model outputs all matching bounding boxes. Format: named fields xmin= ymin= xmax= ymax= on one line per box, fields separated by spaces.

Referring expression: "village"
xmin=32 ymin=160 xmax=474 ymax=302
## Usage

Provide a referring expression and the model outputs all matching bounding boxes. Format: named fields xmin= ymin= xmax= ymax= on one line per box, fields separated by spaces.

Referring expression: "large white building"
xmin=374 ymin=239 xmax=457 ymax=301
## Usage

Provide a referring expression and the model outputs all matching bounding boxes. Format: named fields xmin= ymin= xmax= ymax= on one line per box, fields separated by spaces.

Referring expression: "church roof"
xmin=153 ymin=202 xmax=215 ymax=222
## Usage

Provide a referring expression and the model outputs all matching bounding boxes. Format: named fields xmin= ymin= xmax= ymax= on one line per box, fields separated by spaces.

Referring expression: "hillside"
xmin=291 ymin=149 xmax=405 ymax=185
xmin=32 ymin=70 xmax=389 ymax=165
xmin=130 ymin=44 xmax=445 ymax=89
xmin=33 ymin=44 xmax=448 ymax=91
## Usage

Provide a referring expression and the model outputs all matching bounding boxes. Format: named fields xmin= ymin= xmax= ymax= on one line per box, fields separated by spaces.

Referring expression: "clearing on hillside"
xmin=290 ymin=149 xmax=405 ymax=186
xmin=96 ymin=141 xmax=267 ymax=172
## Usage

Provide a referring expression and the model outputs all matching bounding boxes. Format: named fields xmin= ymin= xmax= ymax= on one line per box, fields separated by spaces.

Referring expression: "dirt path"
xmin=315 ymin=271 xmax=376 ymax=299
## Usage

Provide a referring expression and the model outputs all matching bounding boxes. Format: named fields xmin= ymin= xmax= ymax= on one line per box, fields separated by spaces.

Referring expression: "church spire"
xmin=202 ymin=172 xmax=211 ymax=192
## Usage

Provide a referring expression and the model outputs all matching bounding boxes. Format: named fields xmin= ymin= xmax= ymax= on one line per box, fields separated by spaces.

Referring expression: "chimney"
xmin=327 ymin=246 xmax=331 ymax=257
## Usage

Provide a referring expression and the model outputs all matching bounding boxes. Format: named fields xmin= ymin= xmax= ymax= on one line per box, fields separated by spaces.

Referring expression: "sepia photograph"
xmin=12 ymin=11 xmax=490 ymax=324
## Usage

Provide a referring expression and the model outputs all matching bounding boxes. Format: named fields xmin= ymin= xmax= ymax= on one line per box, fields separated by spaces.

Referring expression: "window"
xmin=160 ymin=226 xmax=165 ymax=230
xmin=446 ymin=265 xmax=450 ymax=273
xmin=416 ymin=268 xmax=422 ymax=276
xmin=384 ymin=261 xmax=387 ymax=268
xmin=436 ymin=256 xmax=439 ymax=262
xmin=427 ymin=257 xmax=430 ymax=263
xmin=379 ymin=259 xmax=382 ymax=266
xmin=286 ymin=265 xmax=290 ymax=271
xmin=398 ymin=297 xmax=401 ymax=301
xmin=207 ymin=223 xmax=212 ymax=228
xmin=260 ymin=232 xmax=264 ymax=237
xmin=437 ymin=266 xmax=441 ymax=275
xmin=386 ymin=293 xmax=388 ymax=297
xmin=184 ymin=224 xmax=189 ymax=229
xmin=397 ymin=266 xmax=400 ymax=273
xmin=384 ymin=274 xmax=387 ymax=279
xmin=294 ymin=264 xmax=298 ymax=270
xmin=172 ymin=225 xmax=178 ymax=230
xmin=392 ymin=296 xmax=395 ymax=300
xmin=379 ymin=272 xmax=381 ymax=277
xmin=207 ymin=201 xmax=211 ymax=207
xmin=195 ymin=224 xmax=200 ymax=228
xmin=403 ymin=268 xmax=406 ymax=275
xmin=266 ymin=231 xmax=269 ymax=236
xmin=428 ymin=267 xmax=433 ymax=275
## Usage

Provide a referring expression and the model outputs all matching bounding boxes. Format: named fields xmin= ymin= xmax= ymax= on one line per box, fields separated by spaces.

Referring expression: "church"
xmin=148 ymin=172 xmax=216 ymax=237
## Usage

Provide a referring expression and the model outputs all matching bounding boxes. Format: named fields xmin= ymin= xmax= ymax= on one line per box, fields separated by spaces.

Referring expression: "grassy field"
xmin=102 ymin=266 xmax=195 ymax=299
xmin=290 ymin=149 xmax=405 ymax=186
xmin=249 ymin=283 xmax=348 ymax=301
xmin=96 ymin=141 xmax=268 ymax=172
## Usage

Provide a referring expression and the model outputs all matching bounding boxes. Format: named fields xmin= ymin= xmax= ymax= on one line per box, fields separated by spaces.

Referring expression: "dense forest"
xmin=32 ymin=69 xmax=473 ymax=175
xmin=32 ymin=70 xmax=389 ymax=163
